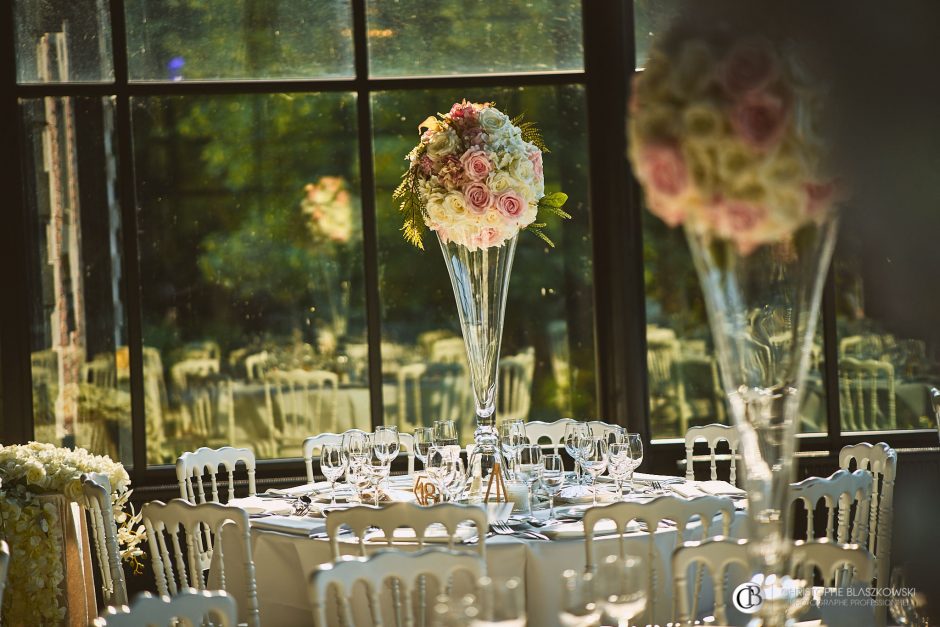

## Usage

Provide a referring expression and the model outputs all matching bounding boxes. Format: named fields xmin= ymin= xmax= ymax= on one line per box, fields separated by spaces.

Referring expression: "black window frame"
xmin=1 ymin=0 xmax=933 ymax=490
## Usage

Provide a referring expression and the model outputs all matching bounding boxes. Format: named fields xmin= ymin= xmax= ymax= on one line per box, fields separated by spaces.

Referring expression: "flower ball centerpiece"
xmin=629 ymin=26 xmax=842 ymax=625
xmin=395 ymin=101 xmax=569 ymax=492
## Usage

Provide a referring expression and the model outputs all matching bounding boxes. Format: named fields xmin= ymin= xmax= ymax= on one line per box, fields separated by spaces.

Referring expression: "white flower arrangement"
xmin=629 ymin=32 xmax=839 ymax=254
xmin=395 ymin=100 xmax=570 ymax=251
xmin=0 ymin=442 xmax=145 ymax=624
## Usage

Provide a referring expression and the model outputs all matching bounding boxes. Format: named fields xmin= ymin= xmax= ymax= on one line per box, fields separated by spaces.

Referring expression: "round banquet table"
xmin=209 ymin=499 xmax=747 ymax=626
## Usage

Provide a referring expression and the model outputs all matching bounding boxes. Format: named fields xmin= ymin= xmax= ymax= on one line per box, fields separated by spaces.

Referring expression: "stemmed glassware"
xmin=413 ymin=427 xmax=434 ymax=471
xmin=559 ymin=570 xmax=601 ymax=627
xmin=579 ymin=437 xmax=609 ymax=506
xmin=499 ymin=419 xmax=527 ymax=479
xmin=539 ymin=454 xmax=565 ymax=521
xmin=367 ymin=450 xmax=390 ymax=508
xmin=607 ymin=443 xmax=632 ymax=501
xmin=374 ymin=425 xmax=400 ymax=465
xmin=433 ymin=420 xmax=459 ymax=460
xmin=442 ymin=458 xmax=467 ymax=502
xmin=343 ymin=431 xmax=371 ymax=463
xmin=599 ymin=555 xmax=647 ymax=627
xmin=515 ymin=444 xmax=542 ymax=515
xmin=624 ymin=433 xmax=644 ymax=494
xmin=320 ymin=444 xmax=347 ymax=505
xmin=564 ymin=422 xmax=591 ymax=489
xmin=427 ymin=446 xmax=464 ymax=503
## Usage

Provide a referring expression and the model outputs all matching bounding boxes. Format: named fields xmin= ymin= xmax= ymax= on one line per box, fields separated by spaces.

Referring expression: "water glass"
xmin=580 ymin=437 xmax=609 ymax=506
xmin=367 ymin=457 xmax=390 ymax=507
xmin=625 ymin=433 xmax=644 ymax=493
xmin=374 ymin=425 xmax=400 ymax=464
xmin=515 ymin=444 xmax=542 ymax=514
xmin=607 ymin=443 xmax=632 ymax=500
xmin=476 ymin=575 xmax=525 ymax=624
xmin=539 ymin=454 xmax=565 ymax=521
xmin=442 ymin=458 xmax=467 ymax=503
xmin=563 ymin=422 xmax=590 ymax=485
xmin=599 ymin=554 xmax=646 ymax=627
xmin=499 ymin=419 xmax=527 ymax=478
xmin=343 ymin=431 xmax=371 ymax=464
xmin=559 ymin=570 xmax=601 ymax=627
xmin=346 ymin=459 xmax=371 ymax=503
xmin=320 ymin=444 xmax=347 ymax=505
xmin=433 ymin=419 xmax=459 ymax=449
xmin=413 ymin=427 xmax=434 ymax=470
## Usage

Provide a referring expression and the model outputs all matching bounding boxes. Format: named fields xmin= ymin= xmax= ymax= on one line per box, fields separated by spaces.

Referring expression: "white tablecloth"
xmin=210 ymin=508 xmax=746 ymax=626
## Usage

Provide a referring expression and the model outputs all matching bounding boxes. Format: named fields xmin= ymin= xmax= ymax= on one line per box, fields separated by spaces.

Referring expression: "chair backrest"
xmin=673 ymin=536 xmax=750 ymax=625
xmin=430 ymin=337 xmax=467 ymax=365
xmin=183 ymin=373 xmax=235 ymax=442
xmin=791 ymin=539 xmax=875 ymax=588
xmin=397 ymin=363 xmax=428 ymax=430
xmin=92 ymin=588 xmax=238 ymax=627
xmin=176 ymin=446 xmax=257 ymax=504
xmin=685 ymin=423 xmax=739 ymax=485
xmin=170 ymin=358 xmax=219 ymax=392
xmin=82 ymin=474 xmax=129 ymax=606
xmin=583 ymin=495 xmax=735 ymax=624
xmin=839 ymin=357 xmax=897 ymax=430
xmin=327 ymin=502 xmax=487 ymax=560
xmin=586 ymin=420 xmax=623 ymax=440
xmin=244 ymin=351 xmax=271 ymax=380
xmin=302 ymin=429 xmax=369 ymax=483
xmin=309 ymin=549 xmax=484 ymax=627
xmin=498 ymin=348 xmax=535 ymax=422
xmin=789 ymin=469 xmax=873 ymax=545
xmin=265 ymin=369 xmax=340 ymax=438
xmin=524 ymin=418 xmax=576 ymax=454
xmin=0 ymin=539 xmax=8 ymax=611
xmin=141 ymin=499 xmax=260 ymax=627
xmin=839 ymin=442 xmax=897 ymax=626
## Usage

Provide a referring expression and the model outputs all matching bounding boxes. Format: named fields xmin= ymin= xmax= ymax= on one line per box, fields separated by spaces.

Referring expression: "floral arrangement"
xmin=0 ymin=442 xmax=146 ymax=624
xmin=628 ymin=33 xmax=839 ymax=254
xmin=395 ymin=100 xmax=570 ymax=251
xmin=301 ymin=176 xmax=354 ymax=244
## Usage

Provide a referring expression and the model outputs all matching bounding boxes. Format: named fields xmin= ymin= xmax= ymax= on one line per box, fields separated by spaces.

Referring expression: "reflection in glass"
xmin=633 ymin=0 xmax=683 ymax=70
xmin=21 ymin=96 xmax=131 ymax=465
xmin=642 ymin=212 xmax=827 ymax=439
xmin=372 ymin=86 xmax=596 ymax=444
xmin=366 ymin=0 xmax=583 ymax=77
xmin=132 ymin=92 xmax=368 ymax=463
xmin=125 ymin=0 xmax=354 ymax=80
xmin=14 ymin=0 xmax=113 ymax=83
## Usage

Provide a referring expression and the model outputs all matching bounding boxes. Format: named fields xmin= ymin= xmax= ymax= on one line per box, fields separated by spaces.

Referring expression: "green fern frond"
xmin=394 ymin=166 xmax=427 ymax=250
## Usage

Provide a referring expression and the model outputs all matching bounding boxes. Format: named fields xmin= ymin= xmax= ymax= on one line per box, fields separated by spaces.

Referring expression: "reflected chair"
xmin=82 ymin=473 xmax=129 ymax=607
xmin=839 ymin=357 xmax=897 ymax=431
xmin=932 ymin=387 xmax=940 ymax=443
xmin=177 ymin=446 xmax=257 ymax=504
xmin=647 ymin=332 xmax=687 ymax=432
xmin=840 ymin=442 xmax=897 ymax=625
xmin=264 ymin=369 xmax=339 ymax=453
xmin=498 ymin=347 xmax=535 ymax=423
xmin=243 ymin=351 xmax=271 ymax=381
xmin=93 ymin=589 xmax=238 ymax=627
xmin=309 ymin=549 xmax=484 ymax=627
xmin=684 ymin=423 xmax=739 ymax=485
xmin=141 ymin=499 xmax=259 ymax=627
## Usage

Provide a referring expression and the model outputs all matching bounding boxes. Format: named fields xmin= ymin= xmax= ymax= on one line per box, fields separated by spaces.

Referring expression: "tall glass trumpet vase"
xmin=437 ymin=231 xmax=517 ymax=499
xmin=685 ymin=217 xmax=837 ymax=626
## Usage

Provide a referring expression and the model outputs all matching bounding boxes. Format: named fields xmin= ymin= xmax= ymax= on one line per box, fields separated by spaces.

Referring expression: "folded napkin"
xmin=632 ymin=473 xmax=685 ymax=485
xmin=556 ymin=486 xmax=615 ymax=505
xmin=250 ymin=515 xmax=324 ymax=536
xmin=228 ymin=496 xmax=295 ymax=516
xmin=695 ymin=480 xmax=746 ymax=497
xmin=667 ymin=483 xmax=707 ymax=499
xmin=542 ymin=519 xmax=642 ymax=540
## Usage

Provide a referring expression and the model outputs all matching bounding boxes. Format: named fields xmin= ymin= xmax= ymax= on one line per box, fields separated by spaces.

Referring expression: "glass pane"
xmin=373 ymin=86 xmax=596 ymax=444
xmin=125 ymin=0 xmax=354 ymax=81
xmin=132 ymin=93 xmax=367 ymax=464
xmin=633 ymin=0 xmax=682 ymax=70
xmin=835 ymin=216 xmax=940 ymax=432
xmin=14 ymin=0 xmax=113 ymax=83
xmin=367 ymin=0 xmax=583 ymax=77
xmin=642 ymin=214 xmax=827 ymax=439
xmin=21 ymin=96 xmax=131 ymax=465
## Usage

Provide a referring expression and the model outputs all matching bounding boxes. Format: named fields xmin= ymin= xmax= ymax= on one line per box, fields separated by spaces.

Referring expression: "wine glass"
xmin=499 ymin=419 xmax=527 ymax=478
xmin=413 ymin=427 xmax=434 ymax=470
xmin=442 ymin=458 xmax=467 ymax=503
xmin=433 ymin=419 xmax=459 ymax=450
xmin=607 ymin=443 xmax=632 ymax=501
xmin=625 ymin=433 xmax=644 ymax=494
xmin=599 ymin=554 xmax=646 ymax=627
xmin=367 ymin=454 xmax=390 ymax=508
xmin=426 ymin=445 xmax=450 ymax=498
xmin=540 ymin=454 xmax=565 ymax=521
xmin=320 ymin=444 xmax=348 ymax=505
xmin=564 ymin=422 xmax=590 ymax=487
xmin=343 ymin=431 xmax=371 ymax=465
xmin=580 ymin=437 xmax=609 ymax=506
xmin=374 ymin=425 xmax=400 ymax=465
xmin=559 ymin=570 xmax=601 ymax=627
xmin=515 ymin=444 xmax=542 ymax=515
xmin=346 ymin=458 xmax=371 ymax=503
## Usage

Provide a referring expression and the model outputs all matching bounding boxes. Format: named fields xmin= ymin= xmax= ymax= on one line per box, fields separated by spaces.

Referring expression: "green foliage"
xmin=393 ymin=164 xmax=427 ymax=250
xmin=511 ymin=113 xmax=550 ymax=153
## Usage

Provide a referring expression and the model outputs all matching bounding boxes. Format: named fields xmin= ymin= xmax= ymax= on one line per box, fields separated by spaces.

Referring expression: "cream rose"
xmin=479 ymin=107 xmax=510 ymax=136
xmin=426 ymin=128 xmax=459 ymax=159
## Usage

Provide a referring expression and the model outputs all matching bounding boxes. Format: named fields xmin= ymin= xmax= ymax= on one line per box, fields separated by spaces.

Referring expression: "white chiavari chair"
xmin=326 ymin=502 xmax=487 ymax=560
xmin=791 ymin=538 xmax=875 ymax=592
xmin=684 ymin=423 xmax=739 ymax=485
xmin=82 ymin=473 xmax=129 ymax=607
xmin=141 ymin=499 xmax=260 ymax=627
xmin=586 ymin=420 xmax=624 ymax=440
xmin=789 ymin=469 xmax=872 ymax=545
xmin=840 ymin=442 xmax=897 ymax=626
xmin=92 ymin=588 xmax=238 ymax=627
xmin=302 ymin=429 xmax=369 ymax=483
xmin=309 ymin=548 xmax=484 ymax=627
xmin=177 ymin=446 xmax=257 ymax=504
xmin=673 ymin=536 xmax=749 ymax=625
xmin=525 ymin=418 xmax=577 ymax=454
xmin=583 ymin=495 xmax=735 ymax=625
xmin=0 ymin=539 xmax=8 ymax=611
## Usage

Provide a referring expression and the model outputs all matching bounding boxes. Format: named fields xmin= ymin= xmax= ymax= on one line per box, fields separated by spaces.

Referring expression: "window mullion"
xmin=821 ymin=262 xmax=843 ymax=454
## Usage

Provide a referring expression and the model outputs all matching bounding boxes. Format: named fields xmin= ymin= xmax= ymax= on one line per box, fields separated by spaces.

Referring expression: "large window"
xmin=10 ymin=0 xmax=595 ymax=469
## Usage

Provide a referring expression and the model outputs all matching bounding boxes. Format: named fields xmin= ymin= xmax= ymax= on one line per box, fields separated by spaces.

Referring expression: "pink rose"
xmin=449 ymin=101 xmax=477 ymax=121
xmin=471 ymin=227 xmax=501 ymax=249
xmin=730 ymin=90 xmax=789 ymax=152
xmin=528 ymin=150 xmax=544 ymax=181
xmin=638 ymin=143 xmax=688 ymax=198
xmin=646 ymin=193 xmax=686 ymax=228
xmin=460 ymin=147 xmax=492 ymax=181
xmin=719 ymin=39 xmax=778 ymax=97
xmin=711 ymin=200 xmax=769 ymax=254
xmin=804 ymin=180 xmax=836 ymax=216
xmin=463 ymin=182 xmax=492 ymax=214
xmin=495 ymin=191 xmax=526 ymax=219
